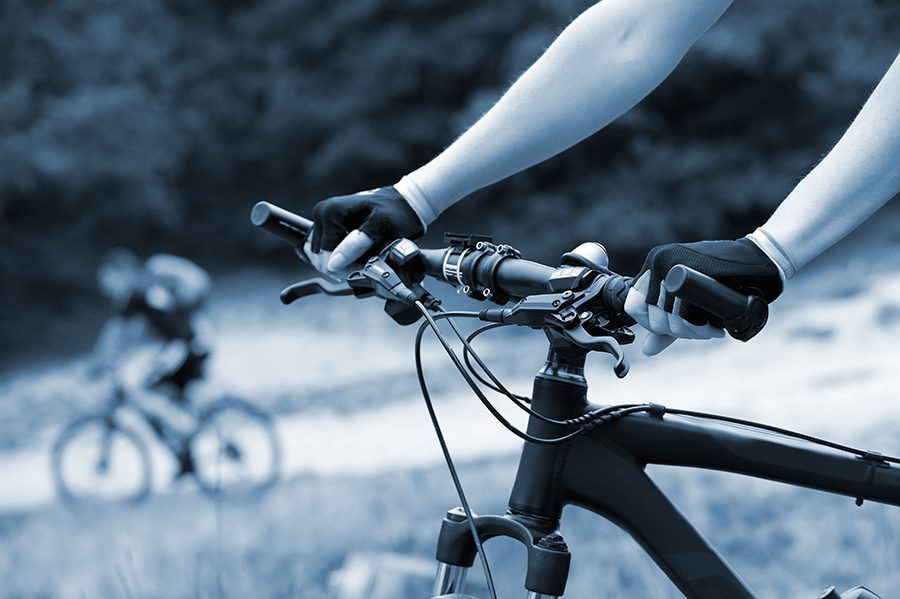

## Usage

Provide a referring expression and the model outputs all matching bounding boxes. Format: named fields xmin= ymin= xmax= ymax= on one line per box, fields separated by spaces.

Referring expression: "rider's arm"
xmin=323 ymin=0 xmax=733 ymax=271
xmin=748 ymin=52 xmax=900 ymax=278
xmin=395 ymin=0 xmax=732 ymax=223
xmin=90 ymin=286 xmax=170 ymax=373
xmin=90 ymin=316 xmax=142 ymax=373
xmin=627 ymin=52 xmax=900 ymax=355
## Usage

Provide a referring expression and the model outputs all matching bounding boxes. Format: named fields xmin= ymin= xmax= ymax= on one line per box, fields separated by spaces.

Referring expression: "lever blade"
xmin=280 ymin=278 xmax=354 ymax=304
xmin=563 ymin=326 xmax=629 ymax=378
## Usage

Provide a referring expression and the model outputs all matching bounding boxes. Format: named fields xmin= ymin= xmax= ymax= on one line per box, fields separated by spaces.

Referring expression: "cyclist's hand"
xmin=305 ymin=186 xmax=425 ymax=274
xmin=624 ymin=238 xmax=783 ymax=356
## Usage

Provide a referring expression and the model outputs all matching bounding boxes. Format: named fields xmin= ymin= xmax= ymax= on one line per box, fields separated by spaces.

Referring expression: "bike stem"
xmin=508 ymin=340 xmax=589 ymax=523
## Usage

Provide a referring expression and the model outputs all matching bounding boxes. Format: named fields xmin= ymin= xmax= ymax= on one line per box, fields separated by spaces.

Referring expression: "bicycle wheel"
xmin=52 ymin=415 xmax=152 ymax=504
xmin=189 ymin=397 xmax=281 ymax=498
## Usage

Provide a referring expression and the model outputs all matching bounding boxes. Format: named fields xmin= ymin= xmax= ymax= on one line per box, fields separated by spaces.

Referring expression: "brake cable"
xmin=419 ymin=305 xmax=900 ymax=486
xmin=461 ymin=323 xmax=532 ymax=404
xmin=438 ymin=311 xmax=641 ymax=431
xmin=413 ymin=305 xmax=499 ymax=599
xmin=660 ymin=407 xmax=900 ymax=465
xmin=414 ymin=307 xmax=586 ymax=446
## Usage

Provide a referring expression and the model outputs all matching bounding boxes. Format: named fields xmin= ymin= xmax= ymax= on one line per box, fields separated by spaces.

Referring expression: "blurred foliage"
xmin=1 ymin=0 xmax=898 ymax=353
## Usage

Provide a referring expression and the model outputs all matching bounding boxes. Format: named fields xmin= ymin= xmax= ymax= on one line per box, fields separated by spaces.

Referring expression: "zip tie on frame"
xmin=855 ymin=451 xmax=889 ymax=507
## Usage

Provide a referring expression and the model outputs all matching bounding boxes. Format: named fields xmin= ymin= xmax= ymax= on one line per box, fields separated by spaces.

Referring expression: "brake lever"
xmin=280 ymin=278 xmax=354 ymax=305
xmin=562 ymin=326 xmax=629 ymax=379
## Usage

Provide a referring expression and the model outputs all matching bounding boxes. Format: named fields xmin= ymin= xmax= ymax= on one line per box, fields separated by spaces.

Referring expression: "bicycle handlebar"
xmin=250 ymin=201 xmax=767 ymax=340
xmin=251 ymin=201 xmax=312 ymax=246
xmin=418 ymin=248 xmax=557 ymax=299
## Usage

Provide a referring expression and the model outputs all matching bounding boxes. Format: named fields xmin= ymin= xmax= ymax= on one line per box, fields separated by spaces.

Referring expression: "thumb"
xmin=327 ymin=229 xmax=375 ymax=272
xmin=642 ymin=333 xmax=677 ymax=357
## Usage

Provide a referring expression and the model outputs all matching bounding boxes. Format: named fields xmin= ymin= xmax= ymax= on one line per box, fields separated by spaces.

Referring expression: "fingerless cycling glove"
xmin=311 ymin=186 xmax=425 ymax=253
xmin=637 ymin=238 xmax=783 ymax=323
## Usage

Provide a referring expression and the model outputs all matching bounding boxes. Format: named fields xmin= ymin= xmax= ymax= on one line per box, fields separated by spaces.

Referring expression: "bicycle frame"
xmin=432 ymin=343 xmax=900 ymax=599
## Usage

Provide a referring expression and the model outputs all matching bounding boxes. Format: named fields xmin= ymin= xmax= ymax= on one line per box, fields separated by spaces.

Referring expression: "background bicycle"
xmin=52 ymin=371 xmax=281 ymax=503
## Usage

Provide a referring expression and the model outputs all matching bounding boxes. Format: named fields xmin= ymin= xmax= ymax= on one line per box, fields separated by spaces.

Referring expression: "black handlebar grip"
xmin=493 ymin=259 xmax=556 ymax=298
xmin=665 ymin=265 xmax=768 ymax=342
xmin=250 ymin=201 xmax=313 ymax=246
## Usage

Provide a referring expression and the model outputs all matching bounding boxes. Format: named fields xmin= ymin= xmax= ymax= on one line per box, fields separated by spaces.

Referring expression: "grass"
xmin=3 ymin=447 xmax=900 ymax=598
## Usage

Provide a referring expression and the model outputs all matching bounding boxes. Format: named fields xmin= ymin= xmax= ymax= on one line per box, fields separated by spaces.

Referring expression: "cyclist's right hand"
xmin=305 ymin=186 xmax=425 ymax=274
xmin=625 ymin=238 xmax=783 ymax=356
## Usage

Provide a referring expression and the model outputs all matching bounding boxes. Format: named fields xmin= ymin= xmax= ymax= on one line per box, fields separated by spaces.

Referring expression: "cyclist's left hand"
xmin=305 ymin=185 xmax=425 ymax=274
xmin=625 ymin=238 xmax=783 ymax=356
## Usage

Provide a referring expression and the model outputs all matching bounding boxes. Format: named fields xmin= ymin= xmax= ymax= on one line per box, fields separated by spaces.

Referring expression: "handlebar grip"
xmin=492 ymin=259 xmax=556 ymax=298
xmin=665 ymin=265 xmax=768 ymax=341
xmin=250 ymin=201 xmax=312 ymax=246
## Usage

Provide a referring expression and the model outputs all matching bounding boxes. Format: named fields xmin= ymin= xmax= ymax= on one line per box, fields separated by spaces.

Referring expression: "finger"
xmin=312 ymin=198 xmax=357 ymax=252
xmin=647 ymin=303 xmax=672 ymax=335
xmin=328 ymin=229 xmax=375 ymax=272
xmin=315 ymin=251 xmax=345 ymax=282
xmin=308 ymin=248 xmax=331 ymax=274
xmin=682 ymin=319 xmax=726 ymax=339
xmin=642 ymin=333 xmax=677 ymax=356
xmin=306 ymin=245 xmax=328 ymax=272
xmin=666 ymin=297 xmax=702 ymax=339
xmin=624 ymin=272 xmax=652 ymax=330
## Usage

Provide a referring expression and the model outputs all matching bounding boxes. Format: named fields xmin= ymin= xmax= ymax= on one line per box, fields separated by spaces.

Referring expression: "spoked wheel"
xmin=52 ymin=416 xmax=152 ymax=504
xmin=189 ymin=397 xmax=281 ymax=499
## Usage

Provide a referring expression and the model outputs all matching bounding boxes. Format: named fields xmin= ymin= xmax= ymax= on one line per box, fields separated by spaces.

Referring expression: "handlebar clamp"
xmin=442 ymin=233 xmax=522 ymax=305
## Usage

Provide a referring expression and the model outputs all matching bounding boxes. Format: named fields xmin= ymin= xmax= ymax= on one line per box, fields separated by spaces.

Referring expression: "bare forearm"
xmin=755 ymin=53 xmax=900 ymax=276
xmin=397 ymin=0 xmax=732 ymax=223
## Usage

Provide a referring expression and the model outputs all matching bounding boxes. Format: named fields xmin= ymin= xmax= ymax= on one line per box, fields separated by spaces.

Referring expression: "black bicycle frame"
xmin=433 ymin=344 xmax=900 ymax=599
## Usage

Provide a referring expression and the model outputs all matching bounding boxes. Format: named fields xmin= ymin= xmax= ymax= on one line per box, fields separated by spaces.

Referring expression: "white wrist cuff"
xmin=746 ymin=227 xmax=797 ymax=283
xmin=394 ymin=175 xmax=438 ymax=232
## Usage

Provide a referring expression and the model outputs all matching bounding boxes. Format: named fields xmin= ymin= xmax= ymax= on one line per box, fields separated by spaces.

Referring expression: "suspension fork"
xmin=431 ymin=508 xmax=571 ymax=598
xmin=432 ymin=347 xmax=588 ymax=598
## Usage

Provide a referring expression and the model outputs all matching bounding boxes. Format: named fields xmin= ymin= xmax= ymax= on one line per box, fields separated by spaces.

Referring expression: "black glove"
xmin=634 ymin=238 xmax=783 ymax=325
xmin=310 ymin=186 xmax=425 ymax=255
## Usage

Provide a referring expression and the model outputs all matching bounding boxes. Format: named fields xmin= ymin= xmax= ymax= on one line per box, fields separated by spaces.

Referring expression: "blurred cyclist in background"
xmin=301 ymin=0 xmax=900 ymax=354
xmin=92 ymin=248 xmax=212 ymax=475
